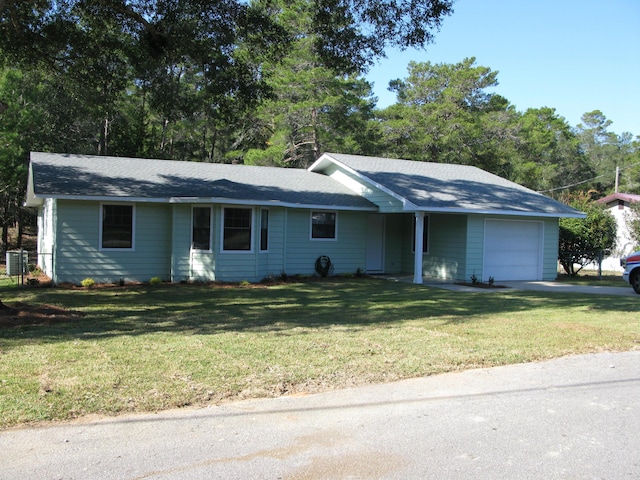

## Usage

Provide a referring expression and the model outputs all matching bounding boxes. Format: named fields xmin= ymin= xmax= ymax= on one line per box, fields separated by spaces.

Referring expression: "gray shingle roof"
xmin=27 ymin=152 xmax=376 ymax=210
xmin=317 ymin=153 xmax=584 ymax=217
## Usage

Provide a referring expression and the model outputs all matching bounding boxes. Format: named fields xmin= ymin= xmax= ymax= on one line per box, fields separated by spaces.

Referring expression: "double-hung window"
xmin=192 ymin=207 xmax=212 ymax=251
xmin=311 ymin=211 xmax=337 ymax=240
xmin=223 ymin=207 xmax=252 ymax=251
xmin=101 ymin=204 xmax=134 ymax=249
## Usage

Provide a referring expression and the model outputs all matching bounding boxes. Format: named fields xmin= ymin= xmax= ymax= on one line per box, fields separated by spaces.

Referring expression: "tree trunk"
xmin=1 ymin=221 xmax=8 ymax=252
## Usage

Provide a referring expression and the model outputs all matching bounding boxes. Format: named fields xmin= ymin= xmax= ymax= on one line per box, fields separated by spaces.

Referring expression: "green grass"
xmin=1 ymin=278 xmax=639 ymax=428
xmin=556 ymin=270 xmax=627 ymax=287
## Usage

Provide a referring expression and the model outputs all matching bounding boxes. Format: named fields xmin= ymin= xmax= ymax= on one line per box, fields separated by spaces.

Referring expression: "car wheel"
xmin=632 ymin=271 xmax=640 ymax=294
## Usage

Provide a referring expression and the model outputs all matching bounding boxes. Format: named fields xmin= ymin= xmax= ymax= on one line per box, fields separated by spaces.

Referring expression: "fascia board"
xmin=27 ymin=194 xmax=377 ymax=212
xmin=408 ymin=206 xmax=586 ymax=219
xmin=171 ymin=197 xmax=377 ymax=211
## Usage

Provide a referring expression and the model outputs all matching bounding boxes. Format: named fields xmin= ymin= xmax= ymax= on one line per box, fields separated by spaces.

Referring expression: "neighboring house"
xmin=25 ymin=152 xmax=584 ymax=285
xmin=595 ymin=192 xmax=640 ymax=271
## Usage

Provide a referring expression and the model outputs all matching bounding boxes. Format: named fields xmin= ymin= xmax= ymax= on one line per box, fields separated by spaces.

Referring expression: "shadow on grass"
xmin=1 ymin=278 xmax=638 ymax=345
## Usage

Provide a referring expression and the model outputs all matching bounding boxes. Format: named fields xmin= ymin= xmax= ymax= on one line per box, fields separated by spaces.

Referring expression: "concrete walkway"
xmin=1 ymin=351 xmax=639 ymax=479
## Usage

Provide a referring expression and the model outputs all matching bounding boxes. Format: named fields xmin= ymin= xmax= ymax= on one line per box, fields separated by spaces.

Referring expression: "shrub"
xmin=81 ymin=278 xmax=95 ymax=288
xmin=149 ymin=277 xmax=162 ymax=285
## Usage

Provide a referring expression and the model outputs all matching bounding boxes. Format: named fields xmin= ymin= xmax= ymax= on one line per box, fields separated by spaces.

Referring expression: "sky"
xmin=366 ymin=0 xmax=640 ymax=137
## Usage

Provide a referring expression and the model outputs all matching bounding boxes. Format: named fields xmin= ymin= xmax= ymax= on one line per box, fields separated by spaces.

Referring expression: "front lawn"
xmin=556 ymin=270 xmax=627 ymax=287
xmin=1 ymin=278 xmax=638 ymax=428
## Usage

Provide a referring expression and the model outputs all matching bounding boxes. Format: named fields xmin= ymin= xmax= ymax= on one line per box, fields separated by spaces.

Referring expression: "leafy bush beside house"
xmin=559 ymin=194 xmax=616 ymax=276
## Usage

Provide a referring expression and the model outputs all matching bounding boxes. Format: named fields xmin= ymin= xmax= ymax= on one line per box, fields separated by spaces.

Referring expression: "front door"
xmin=366 ymin=214 xmax=385 ymax=273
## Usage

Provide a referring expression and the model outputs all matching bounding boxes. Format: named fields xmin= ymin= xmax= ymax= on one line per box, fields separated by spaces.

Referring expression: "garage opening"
xmin=483 ymin=219 xmax=543 ymax=281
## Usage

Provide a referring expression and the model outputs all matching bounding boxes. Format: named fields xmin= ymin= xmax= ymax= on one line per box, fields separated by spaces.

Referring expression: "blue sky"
xmin=366 ymin=0 xmax=640 ymax=137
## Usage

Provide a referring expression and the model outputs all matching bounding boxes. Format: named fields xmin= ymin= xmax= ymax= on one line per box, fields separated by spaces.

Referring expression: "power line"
xmin=537 ymin=161 xmax=640 ymax=194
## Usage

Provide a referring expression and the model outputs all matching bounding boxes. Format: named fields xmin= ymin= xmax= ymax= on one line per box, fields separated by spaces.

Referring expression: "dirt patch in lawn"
xmin=0 ymin=302 xmax=85 ymax=329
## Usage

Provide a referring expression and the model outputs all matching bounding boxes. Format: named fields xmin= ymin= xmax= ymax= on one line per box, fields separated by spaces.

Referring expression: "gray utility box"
xmin=6 ymin=250 xmax=28 ymax=275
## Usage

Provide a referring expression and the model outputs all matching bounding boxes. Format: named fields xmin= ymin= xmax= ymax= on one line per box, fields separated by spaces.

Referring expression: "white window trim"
xmin=99 ymin=203 xmax=136 ymax=251
xmin=310 ymin=210 xmax=338 ymax=241
xmin=191 ymin=206 xmax=213 ymax=253
xmin=220 ymin=206 xmax=254 ymax=254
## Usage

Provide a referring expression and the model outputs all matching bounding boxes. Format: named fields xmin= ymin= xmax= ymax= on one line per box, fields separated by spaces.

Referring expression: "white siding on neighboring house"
xmin=598 ymin=199 xmax=637 ymax=271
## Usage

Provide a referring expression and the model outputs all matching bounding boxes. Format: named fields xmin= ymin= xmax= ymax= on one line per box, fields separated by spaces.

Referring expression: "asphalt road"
xmin=2 ymin=351 xmax=639 ymax=479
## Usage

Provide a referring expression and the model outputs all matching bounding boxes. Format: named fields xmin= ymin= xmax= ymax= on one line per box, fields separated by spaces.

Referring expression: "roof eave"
xmin=409 ymin=205 xmax=586 ymax=218
xmin=26 ymin=194 xmax=377 ymax=212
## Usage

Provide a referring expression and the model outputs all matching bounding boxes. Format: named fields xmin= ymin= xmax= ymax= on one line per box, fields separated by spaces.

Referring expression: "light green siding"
xmin=465 ymin=216 xmax=486 ymax=281
xmin=170 ymin=204 xmax=192 ymax=282
xmin=423 ymin=214 xmax=467 ymax=281
xmin=542 ymin=218 xmax=560 ymax=280
xmin=393 ymin=213 xmax=469 ymax=281
xmin=281 ymin=209 xmax=368 ymax=277
xmin=47 ymin=199 xmax=563 ymax=285
xmin=53 ymin=200 xmax=171 ymax=284
xmin=383 ymin=214 xmax=407 ymax=274
xmin=324 ymin=164 xmax=404 ymax=213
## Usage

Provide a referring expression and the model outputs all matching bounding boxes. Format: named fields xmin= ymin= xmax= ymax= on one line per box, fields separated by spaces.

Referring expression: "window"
xmin=311 ymin=211 xmax=337 ymax=239
xmin=223 ymin=207 xmax=252 ymax=251
xmin=101 ymin=204 xmax=133 ymax=249
xmin=192 ymin=207 xmax=212 ymax=250
xmin=412 ymin=215 xmax=429 ymax=253
xmin=260 ymin=209 xmax=269 ymax=251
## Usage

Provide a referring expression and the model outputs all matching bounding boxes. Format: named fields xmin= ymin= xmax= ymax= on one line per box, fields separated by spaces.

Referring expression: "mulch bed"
xmin=454 ymin=282 xmax=508 ymax=289
xmin=0 ymin=302 xmax=85 ymax=329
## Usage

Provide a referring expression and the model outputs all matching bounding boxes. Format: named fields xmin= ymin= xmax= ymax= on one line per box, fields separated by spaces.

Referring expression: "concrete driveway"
xmin=2 ymin=351 xmax=639 ymax=479
xmin=424 ymin=279 xmax=637 ymax=296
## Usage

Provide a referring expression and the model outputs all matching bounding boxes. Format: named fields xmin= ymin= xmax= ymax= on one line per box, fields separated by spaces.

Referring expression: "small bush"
xmin=149 ymin=277 xmax=162 ymax=285
xmin=81 ymin=278 xmax=96 ymax=288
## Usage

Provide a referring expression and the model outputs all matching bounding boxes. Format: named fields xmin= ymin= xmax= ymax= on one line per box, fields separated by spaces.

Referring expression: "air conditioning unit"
xmin=6 ymin=250 xmax=28 ymax=276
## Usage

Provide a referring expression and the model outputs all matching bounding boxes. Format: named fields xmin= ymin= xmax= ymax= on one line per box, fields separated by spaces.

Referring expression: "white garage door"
xmin=483 ymin=220 xmax=543 ymax=281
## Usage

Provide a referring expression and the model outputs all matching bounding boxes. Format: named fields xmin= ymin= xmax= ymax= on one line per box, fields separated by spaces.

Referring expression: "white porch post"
xmin=413 ymin=212 xmax=425 ymax=284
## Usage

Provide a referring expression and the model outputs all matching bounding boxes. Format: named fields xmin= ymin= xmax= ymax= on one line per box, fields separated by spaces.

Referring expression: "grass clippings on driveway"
xmin=1 ymin=277 xmax=639 ymax=428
